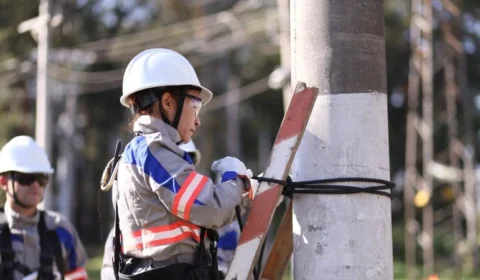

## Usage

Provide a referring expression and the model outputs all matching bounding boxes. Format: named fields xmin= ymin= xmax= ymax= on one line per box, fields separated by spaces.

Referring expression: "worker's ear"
xmin=0 ymin=175 xmax=8 ymax=190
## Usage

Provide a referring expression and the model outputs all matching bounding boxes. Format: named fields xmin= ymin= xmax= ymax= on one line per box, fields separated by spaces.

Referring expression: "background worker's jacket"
xmin=2 ymin=205 xmax=88 ymax=280
xmin=116 ymin=115 xmax=250 ymax=263
xmin=216 ymin=221 xmax=241 ymax=274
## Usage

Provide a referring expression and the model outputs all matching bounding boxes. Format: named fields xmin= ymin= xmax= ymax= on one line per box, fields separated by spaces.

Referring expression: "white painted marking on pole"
xmin=291 ymin=92 xmax=392 ymax=279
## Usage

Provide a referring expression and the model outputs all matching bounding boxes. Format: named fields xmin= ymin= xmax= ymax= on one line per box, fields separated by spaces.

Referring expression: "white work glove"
xmin=211 ymin=156 xmax=248 ymax=175
xmin=211 ymin=157 xmax=252 ymax=190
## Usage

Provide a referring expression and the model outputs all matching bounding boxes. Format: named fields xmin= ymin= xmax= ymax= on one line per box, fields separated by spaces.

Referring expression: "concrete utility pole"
xmin=56 ymin=88 xmax=77 ymax=221
xmin=35 ymin=0 xmax=52 ymax=156
xmin=35 ymin=0 xmax=52 ymax=166
xmin=18 ymin=0 xmax=53 ymax=210
xmin=290 ymin=0 xmax=393 ymax=279
xmin=36 ymin=0 xmax=53 ymax=210
xmin=49 ymin=49 xmax=95 ymax=219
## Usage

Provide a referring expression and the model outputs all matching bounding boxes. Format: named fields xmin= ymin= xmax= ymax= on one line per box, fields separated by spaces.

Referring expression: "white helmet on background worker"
xmin=0 ymin=136 xmax=54 ymax=174
xmin=120 ymin=48 xmax=213 ymax=108
xmin=179 ymin=140 xmax=202 ymax=166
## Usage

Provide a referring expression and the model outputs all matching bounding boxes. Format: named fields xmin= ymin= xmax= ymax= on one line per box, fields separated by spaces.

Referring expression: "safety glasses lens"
xmin=14 ymin=173 xmax=49 ymax=186
xmin=189 ymin=99 xmax=202 ymax=117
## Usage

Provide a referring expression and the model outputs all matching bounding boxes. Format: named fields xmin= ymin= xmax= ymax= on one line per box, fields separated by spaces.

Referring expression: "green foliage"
xmin=0 ymin=1 xmax=38 ymax=147
xmin=1 ymin=1 xmax=480 ymax=276
xmin=86 ymin=255 xmax=103 ymax=280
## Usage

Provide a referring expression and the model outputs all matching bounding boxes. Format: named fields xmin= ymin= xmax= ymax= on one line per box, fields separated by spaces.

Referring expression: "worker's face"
xmin=0 ymin=173 xmax=48 ymax=207
xmin=177 ymin=89 xmax=202 ymax=142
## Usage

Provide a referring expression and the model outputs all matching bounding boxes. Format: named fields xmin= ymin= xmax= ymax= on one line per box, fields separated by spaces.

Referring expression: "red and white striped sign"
xmin=225 ymin=82 xmax=318 ymax=280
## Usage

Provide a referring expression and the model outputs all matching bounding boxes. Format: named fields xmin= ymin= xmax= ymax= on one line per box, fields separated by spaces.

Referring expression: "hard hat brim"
xmin=0 ymin=167 xmax=54 ymax=175
xmin=199 ymin=86 xmax=213 ymax=105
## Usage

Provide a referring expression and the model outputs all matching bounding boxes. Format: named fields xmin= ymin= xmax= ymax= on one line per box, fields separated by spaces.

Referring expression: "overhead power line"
xmin=201 ymin=76 xmax=271 ymax=113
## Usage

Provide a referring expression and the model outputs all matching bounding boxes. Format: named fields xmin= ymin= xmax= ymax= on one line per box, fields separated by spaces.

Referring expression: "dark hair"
xmin=126 ymin=86 xmax=200 ymax=129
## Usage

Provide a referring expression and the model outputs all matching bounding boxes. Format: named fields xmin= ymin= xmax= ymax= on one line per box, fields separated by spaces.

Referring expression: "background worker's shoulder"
xmin=42 ymin=210 xmax=76 ymax=232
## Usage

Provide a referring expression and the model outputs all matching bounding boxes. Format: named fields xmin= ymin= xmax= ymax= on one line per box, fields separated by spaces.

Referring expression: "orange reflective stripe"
xmin=172 ymin=172 xmax=196 ymax=215
xmin=65 ymin=267 xmax=88 ymax=280
xmin=122 ymin=221 xmax=200 ymax=252
xmin=145 ymin=231 xmax=199 ymax=248
xmin=172 ymin=172 xmax=208 ymax=220
xmin=184 ymin=176 xmax=208 ymax=220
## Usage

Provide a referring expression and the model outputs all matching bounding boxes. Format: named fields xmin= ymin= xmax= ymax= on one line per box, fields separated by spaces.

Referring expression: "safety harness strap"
xmin=38 ymin=211 xmax=65 ymax=280
xmin=0 ymin=209 xmax=15 ymax=280
xmin=0 ymin=209 xmax=65 ymax=280
xmin=113 ymin=201 xmax=123 ymax=280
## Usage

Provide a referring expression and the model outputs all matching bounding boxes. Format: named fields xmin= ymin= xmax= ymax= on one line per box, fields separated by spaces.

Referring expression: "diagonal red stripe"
xmin=275 ymin=87 xmax=317 ymax=144
xmin=238 ymin=185 xmax=283 ymax=244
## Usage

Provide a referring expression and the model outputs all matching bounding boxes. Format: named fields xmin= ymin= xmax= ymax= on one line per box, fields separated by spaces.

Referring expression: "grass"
xmin=86 ymin=255 xmax=103 ymax=280
xmin=279 ymin=260 xmax=480 ymax=280
xmin=84 ymin=252 xmax=480 ymax=280
xmin=392 ymin=260 xmax=480 ymax=280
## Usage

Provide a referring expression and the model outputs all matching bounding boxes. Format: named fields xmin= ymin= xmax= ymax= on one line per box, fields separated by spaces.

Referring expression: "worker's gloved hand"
xmin=212 ymin=156 xmax=248 ymax=175
xmin=212 ymin=157 xmax=251 ymax=190
xmin=244 ymin=173 xmax=284 ymax=207
xmin=246 ymin=173 xmax=260 ymax=199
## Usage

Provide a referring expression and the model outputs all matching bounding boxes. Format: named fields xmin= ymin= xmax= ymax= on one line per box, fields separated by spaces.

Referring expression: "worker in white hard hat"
xmin=102 ymin=139 xmax=262 ymax=280
xmin=108 ymin=48 xmax=254 ymax=280
xmin=0 ymin=136 xmax=88 ymax=280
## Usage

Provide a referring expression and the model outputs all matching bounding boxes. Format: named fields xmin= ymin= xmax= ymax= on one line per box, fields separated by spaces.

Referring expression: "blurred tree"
xmin=0 ymin=1 xmax=38 ymax=145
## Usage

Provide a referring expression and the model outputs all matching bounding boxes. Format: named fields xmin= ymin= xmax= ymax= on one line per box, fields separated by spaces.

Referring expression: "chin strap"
xmin=7 ymin=173 xmax=29 ymax=209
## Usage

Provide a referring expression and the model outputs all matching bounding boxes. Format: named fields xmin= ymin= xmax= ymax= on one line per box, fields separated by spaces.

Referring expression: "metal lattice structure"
xmin=404 ymin=0 xmax=477 ymax=278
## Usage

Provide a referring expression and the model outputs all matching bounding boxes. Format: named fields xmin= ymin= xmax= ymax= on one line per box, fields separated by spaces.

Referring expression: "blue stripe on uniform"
xmin=123 ymin=136 xmax=204 ymax=205
xmin=11 ymin=234 xmax=23 ymax=243
xmin=56 ymin=227 xmax=77 ymax=270
xmin=123 ymin=136 xmax=180 ymax=193
xmin=217 ymin=229 xmax=238 ymax=250
xmin=183 ymin=152 xmax=194 ymax=165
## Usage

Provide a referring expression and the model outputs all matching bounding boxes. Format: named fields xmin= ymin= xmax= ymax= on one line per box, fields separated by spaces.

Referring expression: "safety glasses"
xmin=185 ymin=93 xmax=203 ymax=117
xmin=12 ymin=173 xmax=49 ymax=187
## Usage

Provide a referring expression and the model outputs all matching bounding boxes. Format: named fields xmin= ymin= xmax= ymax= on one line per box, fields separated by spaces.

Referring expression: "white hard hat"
xmin=0 ymin=136 xmax=54 ymax=174
xmin=179 ymin=140 xmax=201 ymax=166
xmin=121 ymin=48 xmax=213 ymax=108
